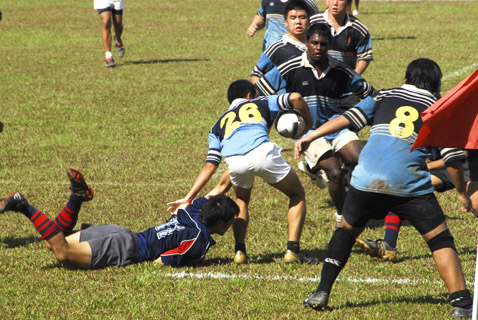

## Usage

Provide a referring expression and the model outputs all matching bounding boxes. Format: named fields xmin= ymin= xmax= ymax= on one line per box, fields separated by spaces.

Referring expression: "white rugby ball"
xmin=275 ymin=111 xmax=306 ymax=139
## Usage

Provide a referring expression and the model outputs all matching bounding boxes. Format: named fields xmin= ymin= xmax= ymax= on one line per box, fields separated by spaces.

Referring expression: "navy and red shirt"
xmin=135 ymin=197 xmax=215 ymax=266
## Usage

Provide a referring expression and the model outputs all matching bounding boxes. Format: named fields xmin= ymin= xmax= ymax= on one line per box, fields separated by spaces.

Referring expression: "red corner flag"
xmin=412 ymin=68 xmax=478 ymax=150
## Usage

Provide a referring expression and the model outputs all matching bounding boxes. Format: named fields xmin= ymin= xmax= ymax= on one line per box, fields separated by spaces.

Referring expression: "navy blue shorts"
xmin=98 ymin=7 xmax=123 ymax=15
xmin=343 ymin=187 xmax=445 ymax=235
xmin=80 ymin=224 xmax=139 ymax=269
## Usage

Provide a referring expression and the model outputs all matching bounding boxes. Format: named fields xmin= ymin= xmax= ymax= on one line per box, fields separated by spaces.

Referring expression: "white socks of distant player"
xmin=105 ymin=52 xmax=113 ymax=59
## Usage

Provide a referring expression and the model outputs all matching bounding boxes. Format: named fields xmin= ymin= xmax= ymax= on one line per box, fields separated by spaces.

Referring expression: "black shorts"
xmin=469 ymin=150 xmax=478 ymax=181
xmin=431 ymin=161 xmax=471 ymax=192
xmin=80 ymin=224 xmax=139 ymax=269
xmin=343 ymin=186 xmax=445 ymax=235
xmin=98 ymin=7 xmax=123 ymax=15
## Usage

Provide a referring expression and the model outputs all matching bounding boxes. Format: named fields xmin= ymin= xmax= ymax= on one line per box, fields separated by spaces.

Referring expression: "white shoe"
xmin=335 ymin=212 xmax=342 ymax=224
xmin=352 ymin=9 xmax=359 ymax=16
xmin=298 ymin=161 xmax=328 ymax=189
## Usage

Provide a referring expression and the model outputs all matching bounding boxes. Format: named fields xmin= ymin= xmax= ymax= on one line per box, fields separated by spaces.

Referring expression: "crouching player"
xmin=295 ymin=58 xmax=474 ymax=318
xmin=0 ymin=169 xmax=239 ymax=269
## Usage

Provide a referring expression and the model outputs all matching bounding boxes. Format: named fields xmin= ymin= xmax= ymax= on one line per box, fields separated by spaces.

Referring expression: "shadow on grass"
xmin=331 ymin=293 xmax=445 ymax=310
xmin=1 ymin=235 xmax=42 ymax=248
xmin=121 ymin=58 xmax=209 ymax=66
xmin=372 ymin=36 xmax=417 ymax=41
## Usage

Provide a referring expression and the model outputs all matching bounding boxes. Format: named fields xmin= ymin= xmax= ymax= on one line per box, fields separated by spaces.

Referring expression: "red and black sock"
xmin=54 ymin=195 xmax=82 ymax=236
xmin=383 ymin=212 xmax=402 ymax=248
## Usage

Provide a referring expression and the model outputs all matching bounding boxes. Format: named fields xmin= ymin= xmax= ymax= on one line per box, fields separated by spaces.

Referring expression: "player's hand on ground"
xmin=167 ymin=198 xmax=190 ymax=215
xmin=294 ymin=138 xmax=311 ymax=160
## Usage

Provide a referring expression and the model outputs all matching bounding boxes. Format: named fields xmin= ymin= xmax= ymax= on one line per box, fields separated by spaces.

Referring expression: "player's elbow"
xmin=289 ymin=92 xmax=303 ymax=104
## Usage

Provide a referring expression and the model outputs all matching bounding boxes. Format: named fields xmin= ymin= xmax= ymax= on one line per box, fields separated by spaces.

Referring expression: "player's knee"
xmin=324 ymin=166 xmax=343 ymax=183
xmin=427 ymin=229 xmax=456 ymax=253
xmin=102 ymin=20 xmax=112 ymax=29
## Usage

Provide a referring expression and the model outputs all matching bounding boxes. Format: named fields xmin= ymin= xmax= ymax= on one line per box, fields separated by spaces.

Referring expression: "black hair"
xmin=198 ymin=194 xmax=239 ymax=227
xmin=405 ymin=58 xmax=442 ymax=98
xmin=306 ymin=23 xmax=331 ymax=42
xmin=283 ymin=0 xmax=310 ymax=19
xmin=227 ymin=80 xmax=256 ymax=103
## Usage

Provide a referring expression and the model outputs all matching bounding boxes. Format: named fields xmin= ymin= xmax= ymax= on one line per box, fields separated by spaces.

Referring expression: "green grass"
xmin=1 ymin=1 xmax=478 ymax=319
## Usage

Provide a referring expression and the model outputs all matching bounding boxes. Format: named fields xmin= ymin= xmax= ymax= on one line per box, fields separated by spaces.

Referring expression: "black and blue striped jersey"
xmin=255 ymin=52 xmax=373 ymax=136
xmin=342 ymin=84 xmax=439 ymax=196
xmin=251 ymin=34 xmax=306 ymax=79
xmin=310 ymin=10 xmax=373 ymax=70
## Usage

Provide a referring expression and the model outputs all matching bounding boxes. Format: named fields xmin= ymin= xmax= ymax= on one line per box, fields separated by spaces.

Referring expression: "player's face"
xmin=216 ymin=217 xmax=234 ymax=235
xmin=306 ymin=34 xmax=329 ymax=64
xmin=285 ymin=9 xmax=309 ymax=37
xmin=329 ymin=0 xmax=348 ymax=15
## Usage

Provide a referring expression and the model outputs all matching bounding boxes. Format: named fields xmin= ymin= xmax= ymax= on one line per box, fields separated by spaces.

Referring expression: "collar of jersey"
xmin=301 ymin=51 xmax=338 ymax=79
xmin=323 ymin=9 xmax=353 ymax=36
xmin=401 ymin=84 xmax=437 ymax=99
xmin=229 ymin=98 xmax=249 ymax=110
xmin=282 ymin=34 xmax=306 ymax=50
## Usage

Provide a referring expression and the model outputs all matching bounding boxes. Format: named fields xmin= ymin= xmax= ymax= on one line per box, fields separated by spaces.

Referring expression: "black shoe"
xmin=0 ymin=191 xmax=26 ymax=214
xmin=67 ymin=168 xmax=94 ymax=202
xmin=451 ymin=307 xmax=472 ymax=319
xmin=303 ymin=291 xmax=329 ymax=310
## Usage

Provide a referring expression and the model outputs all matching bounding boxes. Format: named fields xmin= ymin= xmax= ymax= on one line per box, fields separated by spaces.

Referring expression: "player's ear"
xmin=246 ymin=92 xmax=254 ymax=100
xmin=403 ymin=78 xmax=407 ymax=84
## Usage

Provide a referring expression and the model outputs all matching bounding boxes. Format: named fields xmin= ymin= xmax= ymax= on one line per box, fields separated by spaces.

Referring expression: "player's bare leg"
xmin=207 ymin=169 xmax=233 ymax=196
xmin=45 ymin=232 xmax=93 ymax=268
xmin=337 ymin=140 xmax=362 ymax=170
xmin=99 ymin=11 xmax=115 ymax=67
xmin=112 ymin=12 xmax=125 ymax=58
xmin=232 ymin=186 xmax=251 ymax=264
xmin=315 ymin=153 xmax=345 ymax=214
xmin=422 ymin=222 xmax=467 ymax=293
xmin=271 ymin=169 xmax=318 ymax=264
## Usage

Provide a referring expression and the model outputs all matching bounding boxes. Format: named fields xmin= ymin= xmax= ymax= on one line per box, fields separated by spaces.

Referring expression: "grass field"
xmin=1 ymin=0 xmax=478 ymax=319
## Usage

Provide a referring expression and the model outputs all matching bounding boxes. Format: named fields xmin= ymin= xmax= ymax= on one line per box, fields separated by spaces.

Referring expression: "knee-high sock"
xmin=317 ymin=228 xmax=356 ymax=293
xmin=54 ymin=195 xmax=82 ymax=236
xmin=383 ymin=212 xmax=401 ymax=248
xmin=21 ymin=201 xmax=61 ymax=240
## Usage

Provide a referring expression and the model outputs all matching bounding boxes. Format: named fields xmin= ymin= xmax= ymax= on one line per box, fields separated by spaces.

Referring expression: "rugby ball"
xmin=275 ymin=111 xmax=306 ymax=139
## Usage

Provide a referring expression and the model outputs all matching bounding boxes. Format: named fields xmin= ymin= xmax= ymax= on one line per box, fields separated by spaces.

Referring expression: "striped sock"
xmin=383 ymin=212 xmax=402 ymax=248
xmin=30 ymin=209 xmax=61 ymax=240
xmin=54 ymin=195 xmax=81 ymax=236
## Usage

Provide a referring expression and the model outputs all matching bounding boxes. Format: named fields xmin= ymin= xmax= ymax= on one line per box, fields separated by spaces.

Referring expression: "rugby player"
xmin=0 ymin=169 xmax=239 ymax=268
xmin=295 ymin=58 xmax=473 ymax=319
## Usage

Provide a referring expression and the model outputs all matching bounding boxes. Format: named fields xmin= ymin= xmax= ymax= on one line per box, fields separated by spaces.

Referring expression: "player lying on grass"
xmin=168 ymin=79 xmax=317 ymax=265
xmin=295 ymin=58 xmax=473 ymax=318
xmin=0 ymin=169 xmax=239 ymax=269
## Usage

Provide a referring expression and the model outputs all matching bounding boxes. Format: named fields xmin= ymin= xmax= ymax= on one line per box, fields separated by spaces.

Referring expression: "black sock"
xmin=287 ymin=241 xmax=300 ymax=254
xmin=449 ymin=289 xmax=472 ymax=309
xmin=235 ymin=243 xmax=246 ymax=254
xmin=317 ymin=228 xmax=356 ymax=293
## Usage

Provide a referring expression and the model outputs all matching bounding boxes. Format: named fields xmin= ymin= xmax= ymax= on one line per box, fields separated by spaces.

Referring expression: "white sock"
xmin=105 ymin=52 xmax=113 ymax=59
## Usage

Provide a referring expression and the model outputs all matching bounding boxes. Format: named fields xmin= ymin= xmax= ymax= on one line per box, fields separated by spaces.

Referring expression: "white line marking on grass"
xmin=443 ymin=63 xmax=478 ymax=81
xmin=165 ymin=271 xmax=474 ymax=286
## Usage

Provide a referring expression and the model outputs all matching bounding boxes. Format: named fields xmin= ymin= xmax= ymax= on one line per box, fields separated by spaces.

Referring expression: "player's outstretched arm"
xmin=247 ymin=15 xmax=265 ymax=37
xmin=167 ymin=162 xmax=218 ymax=213
xmin=294 ymin=115 xmax=351 ymax=160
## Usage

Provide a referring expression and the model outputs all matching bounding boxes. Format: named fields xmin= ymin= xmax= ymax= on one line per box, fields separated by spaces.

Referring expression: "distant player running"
xmin=296 ymin=58 xmax=474 ymax=318
xmin=0 ymin=169 xmax=239 ymax=268
xmin=94 ymin=0 xmax=126 ymax=67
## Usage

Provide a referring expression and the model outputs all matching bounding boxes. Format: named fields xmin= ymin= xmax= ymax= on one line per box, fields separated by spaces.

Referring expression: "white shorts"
xmin=225 ymin=142 xmax=291 ymax=189
xmin=304 ymin=130 xmax=359 ymax=168
xmin=94 ymin=0 xmax=125 ymax=10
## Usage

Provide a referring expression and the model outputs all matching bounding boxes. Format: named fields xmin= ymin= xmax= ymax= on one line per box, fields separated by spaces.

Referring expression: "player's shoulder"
xmin=349 ymin=15 xmax=371 ymax=35
xmin=277 ymin=55 xmax=303 ymax=74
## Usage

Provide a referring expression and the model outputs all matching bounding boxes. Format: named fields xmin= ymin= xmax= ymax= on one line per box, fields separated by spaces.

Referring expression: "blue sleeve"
xmin=348 ymin=72 xmax=374 ymax=99
xmin=257 ymin=4 xmax=265 ymax=18
xmin=254 ymin=66 xmax=287 ymax=96
xmin=206 ymin=133 xmax=222 ymax=165
xmin=342 ymin=96 xmax=376 ymax=131
xmin=251 ymin=53 xmax=274 ymax=78
xmin=267 ymin=93 xmax=293 ymax=112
